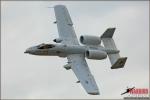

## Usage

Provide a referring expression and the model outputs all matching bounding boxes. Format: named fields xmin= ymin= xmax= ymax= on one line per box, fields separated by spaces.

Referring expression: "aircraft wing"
xmin=67 ymin=54 xmax=99 ymax=95
xmin=54 ymin=5 xmax=99 ymax=95
xmin=54 ymin=5 xmax=79 ymax=45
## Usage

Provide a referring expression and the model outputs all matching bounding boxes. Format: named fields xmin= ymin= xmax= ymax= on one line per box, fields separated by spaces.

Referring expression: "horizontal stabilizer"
xmin=101 ymin=28 xmax=127 ymax=69
xmin=111 ymin=57 xmax=127 ymax=69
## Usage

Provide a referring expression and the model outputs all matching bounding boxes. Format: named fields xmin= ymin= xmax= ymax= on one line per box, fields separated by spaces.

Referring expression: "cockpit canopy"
xmin=37 ymin=43 xmax=55 ymax=49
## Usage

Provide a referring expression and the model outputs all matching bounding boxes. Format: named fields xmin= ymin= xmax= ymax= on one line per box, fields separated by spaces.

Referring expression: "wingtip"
xmin=54 ymin=5 xmax=66 ymax=8
xmin=88 ymin=92 xmax=100 ymax=95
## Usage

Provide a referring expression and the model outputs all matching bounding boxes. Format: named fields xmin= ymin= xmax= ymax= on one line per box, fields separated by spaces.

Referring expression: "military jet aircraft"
xmin=121 ymin=87 xmax=135 ymax=95
xmin=24 ymin=5 xmax=127 ymax=95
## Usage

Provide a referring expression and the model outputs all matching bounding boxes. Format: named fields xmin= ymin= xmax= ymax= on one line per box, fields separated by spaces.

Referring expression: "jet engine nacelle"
xmin=53 ymin=38 xmax=62 ymax=43
xmin=86 ymin=50 xmax=107 ymax=60
xmin=80 ymin=35 xmax=101 ymax=45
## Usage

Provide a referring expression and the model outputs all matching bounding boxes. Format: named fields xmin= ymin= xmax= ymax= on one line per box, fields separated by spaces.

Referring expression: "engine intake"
xmin=86 ymin=50 xmax=107 ymax=60
xmin=80 ymin=35 xmax=101 ymax=45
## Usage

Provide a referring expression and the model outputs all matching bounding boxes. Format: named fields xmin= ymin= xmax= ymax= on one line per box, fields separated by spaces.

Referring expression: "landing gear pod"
xmin=53 ymin=38 xmax=62 ymax=43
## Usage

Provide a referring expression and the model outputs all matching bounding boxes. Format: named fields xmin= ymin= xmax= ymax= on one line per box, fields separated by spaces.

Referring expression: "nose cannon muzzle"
xmin=24 ymin=50 xmax=29 ymax=53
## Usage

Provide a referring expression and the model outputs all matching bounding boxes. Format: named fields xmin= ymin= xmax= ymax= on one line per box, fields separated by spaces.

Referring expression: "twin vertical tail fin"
xmin=101 ymin=28 xmax=127 ymax=69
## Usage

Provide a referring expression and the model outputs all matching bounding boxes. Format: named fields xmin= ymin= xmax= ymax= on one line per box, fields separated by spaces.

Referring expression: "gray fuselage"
xmin=25 ymin=43 xmax=106 ymax=57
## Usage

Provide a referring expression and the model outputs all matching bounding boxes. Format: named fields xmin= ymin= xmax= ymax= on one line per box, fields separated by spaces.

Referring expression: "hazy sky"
xmin=1 ymin=1 xmax=149 ymax=99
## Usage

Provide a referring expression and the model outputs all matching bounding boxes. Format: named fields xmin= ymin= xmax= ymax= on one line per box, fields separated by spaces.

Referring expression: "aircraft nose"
xmin=24 ymin=50 xmax=29 ymax=53
xmin=24 ymin=47 xmax=34 ymax=54
xmin=24 ymin=48 xmax=30 ymax=53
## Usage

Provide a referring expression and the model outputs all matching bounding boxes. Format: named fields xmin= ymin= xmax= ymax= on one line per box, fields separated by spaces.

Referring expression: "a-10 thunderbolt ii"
xmin=24 ymin=5 xmax=127 ymax=95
